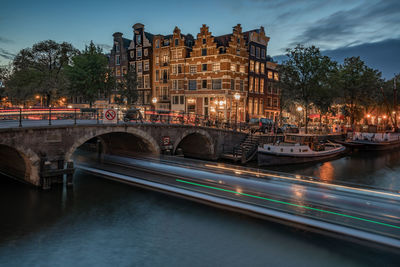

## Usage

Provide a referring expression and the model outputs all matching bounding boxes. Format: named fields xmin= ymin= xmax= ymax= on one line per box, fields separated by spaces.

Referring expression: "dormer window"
xmin=175 ymin=38 xmax=179 ymax=46
xmin=156 ymin=40 xmax=160 ymax=48
xmin=137 ymin=34 xmax=141 ymax=45
xmin=115 ymin=43 xmax=120 ymax=52
xmin=202 ymin=38 xmax=206 ymax=44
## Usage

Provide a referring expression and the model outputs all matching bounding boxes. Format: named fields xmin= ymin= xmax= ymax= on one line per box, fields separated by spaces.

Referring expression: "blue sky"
xmin=1 ymin=0 xmax=399 ymax=77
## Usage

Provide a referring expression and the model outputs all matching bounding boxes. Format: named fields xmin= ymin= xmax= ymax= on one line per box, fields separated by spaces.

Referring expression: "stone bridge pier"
xmin=0 ymin=124 xmax=246 ymax=189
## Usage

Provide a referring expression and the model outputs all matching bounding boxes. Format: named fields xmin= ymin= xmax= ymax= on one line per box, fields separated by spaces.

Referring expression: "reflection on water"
xmin=1 ymin=150 xmax=400 ymax=266
xmin=266 ymin=150 xmax=400 ymax=191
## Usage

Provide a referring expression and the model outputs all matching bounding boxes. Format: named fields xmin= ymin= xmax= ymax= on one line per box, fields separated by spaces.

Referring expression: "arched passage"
xmin=65 ymin=128 xmax=160 ymax=162
xmin=0 ymin=144 xmax=40 ymax=185
xmin=173 ymin=130 xmax=215 ymax=160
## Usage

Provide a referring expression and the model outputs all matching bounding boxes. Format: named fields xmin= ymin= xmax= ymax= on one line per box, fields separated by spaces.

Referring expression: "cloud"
xmin=0 ymin=48 xmax=16 ymax=60
xmin=290 ymin=0 xmax=400 ymax=48
xmin=273 ymin=38 xmax=400 ymax=80
xmin=0 ymin=37 xmax=13 ymax=44
xmin=96 ymin=43 xmax=112 ymax=51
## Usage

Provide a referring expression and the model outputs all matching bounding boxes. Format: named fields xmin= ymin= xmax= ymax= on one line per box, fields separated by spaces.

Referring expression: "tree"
xmin=8 ymin=40 xmax=78 ymax=106
xmin=379 ymin=74 xmax=400 ymax=127
xmin=312 ymin=67 xmax=339 ymax=127
xmin=337 ymin=57 xmax=383 ymax=126
xmin=278 ymin=45 xmax=337 ymax=133
xmin=65 ymin=41 xmax=110 ymax=107
xmin=114 ymin=67 xmax=139 ymax=108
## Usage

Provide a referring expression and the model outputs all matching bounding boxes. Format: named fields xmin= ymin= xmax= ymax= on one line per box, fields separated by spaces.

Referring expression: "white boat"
xmin=336 ymin=132 xmax=400 ymax=151
xmin=258 ymin=134 xmax=346 ymax=166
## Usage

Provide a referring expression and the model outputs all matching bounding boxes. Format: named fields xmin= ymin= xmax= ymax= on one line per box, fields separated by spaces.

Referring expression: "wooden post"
xmin=66 ymin=161 xmax=74 ymax=187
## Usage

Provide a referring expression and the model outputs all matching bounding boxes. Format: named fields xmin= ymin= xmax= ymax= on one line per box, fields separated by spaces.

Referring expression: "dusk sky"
xmin=1 ymin=0 xmax=399 ymax=78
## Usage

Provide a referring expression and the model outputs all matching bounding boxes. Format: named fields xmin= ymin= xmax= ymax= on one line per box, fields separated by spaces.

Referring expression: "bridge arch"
xmin=0 ymin=143 xmax=41 ymax=186
xmin=173 ymin=129 xmax=215 ymax=159
xmin=65 ymin=127 xmax=160 ymax=162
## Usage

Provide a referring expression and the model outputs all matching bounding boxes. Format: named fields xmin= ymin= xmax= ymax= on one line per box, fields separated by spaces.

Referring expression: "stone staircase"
xmin=222 ymin=134 xmax=261 ymax=163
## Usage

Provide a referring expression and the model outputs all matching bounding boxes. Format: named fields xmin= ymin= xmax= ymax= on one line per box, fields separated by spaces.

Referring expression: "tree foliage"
xmin=114 ymin=67 xmax=139 ymax=108
xmin=7 ymin=40 xmax=78 ymax=106
xmin=336 ymin=57 xmax=383 ymax=125
xmin=278 ymin=45 xmax=337 ymax=132
xmin=65 ymin=41 xmax=110 ymax=106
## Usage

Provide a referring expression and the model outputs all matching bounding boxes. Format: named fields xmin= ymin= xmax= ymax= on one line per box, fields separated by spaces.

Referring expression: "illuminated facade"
xmin=109 ymin=23 xmax=280 ymax=121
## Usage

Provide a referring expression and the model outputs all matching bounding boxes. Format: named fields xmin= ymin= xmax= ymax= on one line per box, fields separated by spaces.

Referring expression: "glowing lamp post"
xmin=234 ymin=93 xmax=241 ymax=127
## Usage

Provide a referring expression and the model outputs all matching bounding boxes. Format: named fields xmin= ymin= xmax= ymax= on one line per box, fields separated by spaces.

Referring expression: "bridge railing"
xmin=0 ymin=107 xmax=252 ymax=132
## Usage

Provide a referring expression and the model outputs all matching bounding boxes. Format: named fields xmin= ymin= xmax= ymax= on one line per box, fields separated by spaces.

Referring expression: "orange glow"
xmin=366 ymin=114 xmax=371 ymax=118
xmin=319 ymin=162 xmax=334 ymax=182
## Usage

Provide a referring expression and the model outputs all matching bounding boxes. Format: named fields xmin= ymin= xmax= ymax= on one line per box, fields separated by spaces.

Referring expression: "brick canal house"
xmin=266 ymin=61 xmax=280 ymax=121
xmin=109 ymin=23 xmax=280 ymax=122
xmin=243 ymin=27 xmax=270 ymax=120
xmin=127 ymin=23 xmax=154 ymax=113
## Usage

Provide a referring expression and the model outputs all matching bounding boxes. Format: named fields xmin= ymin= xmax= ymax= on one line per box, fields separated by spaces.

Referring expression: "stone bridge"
xmin=0 ymin=123 xmax=246 ymax=188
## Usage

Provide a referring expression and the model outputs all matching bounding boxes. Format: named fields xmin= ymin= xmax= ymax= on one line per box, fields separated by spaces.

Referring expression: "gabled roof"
xmin=214 ymin=34 xmax=232 ymax=47
xmin=144 ymin=32 xmax=154 ymax=43
xmin=122 ymin=38 xmax=131 ymax=48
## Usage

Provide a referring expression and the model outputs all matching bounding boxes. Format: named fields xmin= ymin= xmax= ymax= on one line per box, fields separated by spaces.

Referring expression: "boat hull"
xmin=336 ymin=139 xmax=400 ymax=151
xmin=257 ymin=147 xmax=346 ymax=166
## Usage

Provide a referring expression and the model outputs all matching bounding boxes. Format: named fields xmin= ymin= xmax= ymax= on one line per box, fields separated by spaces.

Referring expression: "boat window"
xmin=267 ymin=147 xmax=270 ymax=151
xmin=299 ymin=149 xmax=301 ymax=152
xmin=280 ymin=148 xmax=283 ymax=152
xmin=290 ymin=149 xmax=293 ymax=152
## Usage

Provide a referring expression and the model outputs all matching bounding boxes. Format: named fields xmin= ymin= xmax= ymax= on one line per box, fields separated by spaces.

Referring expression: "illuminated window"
xmin=212 ymin=63 xmax=220 ymax=71
xmin=190 ymin=65 xmax=197 ymax=73
xmin=249 ymin=98 xmax=253 ymax=114
xmin=230 ymin=64 xmax=236 ymax=72
xmin=249 ymin=77 xmax=253 ymax=92
xmin=260 ymin=79 xmax=264 ymax=93
xmin=268 ymin=71 xmax=273 ymax=79
xmin=274 ymin=72 xmax=279 ymax=81
xmin=144 ymin=60 xmax=149 ymax=71
xmin=250 ymin=60 xmax=254 ymax=72
xmin=260 ymin=63 xmax=265 ymax=74
xmin=144 ymin=75 xmax=150 ymax=88
xmin=255 ymin=78 xmax=259 ymax=93
xmin=255 ymin=62 xmax=259 ymax=74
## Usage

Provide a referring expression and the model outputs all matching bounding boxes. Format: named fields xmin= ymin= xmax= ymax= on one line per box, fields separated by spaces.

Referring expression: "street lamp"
xmin=296 ymin=106 xmax=303 ymax=128
xmin=152 ymin=97 xmax=157 ymax=104
xmin=234 ymin=93 xmax=241 ymax=128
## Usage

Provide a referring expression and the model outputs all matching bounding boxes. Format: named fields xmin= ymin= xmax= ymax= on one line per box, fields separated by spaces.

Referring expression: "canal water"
xmin=0 ymin=150 xmax=400 ymax=266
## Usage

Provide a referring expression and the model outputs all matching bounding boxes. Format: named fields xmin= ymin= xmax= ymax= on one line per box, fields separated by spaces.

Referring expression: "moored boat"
xmin=336 ymin=132 xmax=400 ymax=151
xmin=258 ymin=134 xmax=346 ymax=166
